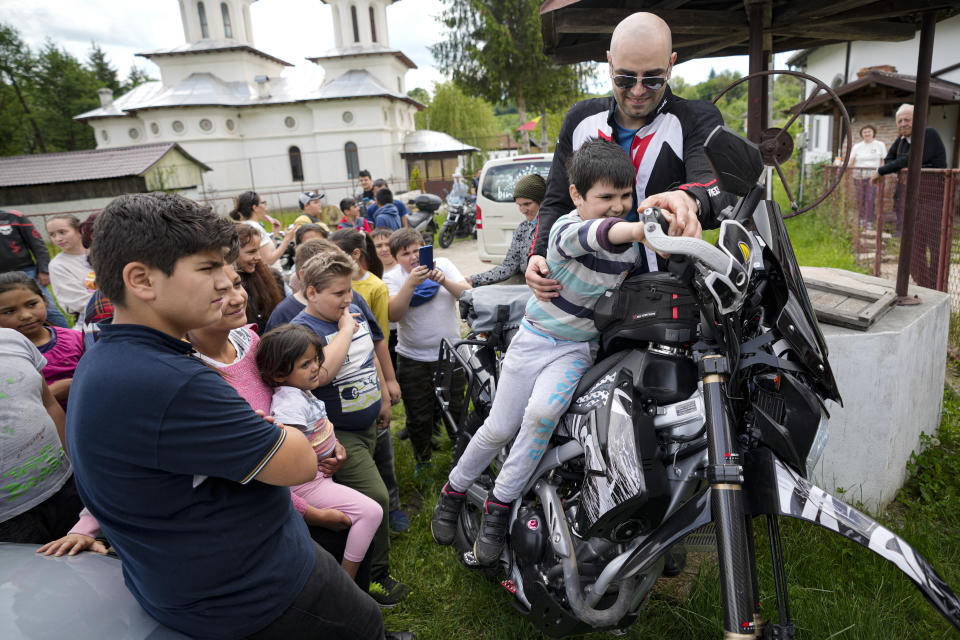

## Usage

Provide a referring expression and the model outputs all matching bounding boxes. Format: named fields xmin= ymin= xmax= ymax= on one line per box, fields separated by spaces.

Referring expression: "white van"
xmin=475 ymin=153 xmax=553 ymax=263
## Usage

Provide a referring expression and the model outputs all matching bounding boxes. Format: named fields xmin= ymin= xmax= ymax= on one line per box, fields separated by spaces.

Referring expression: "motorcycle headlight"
xmin=805 ymin=406 xmax=830 ymax=477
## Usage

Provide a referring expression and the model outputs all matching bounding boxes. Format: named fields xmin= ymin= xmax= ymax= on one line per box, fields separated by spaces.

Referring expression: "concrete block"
xmin=802 ymin=267 xmax=950 ymax=512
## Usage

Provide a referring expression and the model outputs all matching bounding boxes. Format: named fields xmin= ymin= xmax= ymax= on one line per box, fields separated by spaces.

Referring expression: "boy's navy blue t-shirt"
xmin=291 ymin=301 xmax=383 ymax=432
xmin=66 ymin=324 xmax=315 ymax=639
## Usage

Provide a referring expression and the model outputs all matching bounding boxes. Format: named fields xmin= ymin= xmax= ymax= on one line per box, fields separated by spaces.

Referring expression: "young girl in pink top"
xmin=257 ymin=324 xmax=382 ymax=579
xmin=0 ymin=272 xmax=83 ymax=407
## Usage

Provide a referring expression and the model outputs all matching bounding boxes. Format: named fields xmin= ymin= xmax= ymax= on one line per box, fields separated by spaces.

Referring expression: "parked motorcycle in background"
xmin=438 ymin=190 xmax=477 ymax=248
xmin=406 ymin=193 xmax=442 ymax=247
xmin=433 ymin=126 xmax=960 ymax=638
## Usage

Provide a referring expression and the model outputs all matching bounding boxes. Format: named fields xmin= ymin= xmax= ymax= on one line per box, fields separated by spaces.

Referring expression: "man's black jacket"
xmin=532 ymin=87 xmax=737 ymax=257
xmin=877 ymin=127 xmax=947 ymax=175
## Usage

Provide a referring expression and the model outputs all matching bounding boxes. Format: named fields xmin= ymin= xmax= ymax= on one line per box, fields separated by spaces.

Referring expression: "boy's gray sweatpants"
xmin=448 ymin=324 xmax=593 ymax=503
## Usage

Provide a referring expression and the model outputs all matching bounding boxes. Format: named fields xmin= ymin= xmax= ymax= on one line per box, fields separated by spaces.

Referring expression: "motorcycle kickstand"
xmin=761 ymin=514 xmax=795 ymax=640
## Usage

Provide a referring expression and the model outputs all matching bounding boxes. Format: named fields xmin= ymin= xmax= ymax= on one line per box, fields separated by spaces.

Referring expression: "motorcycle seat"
xmin=573 ymin=350 xmax=631 ymax=400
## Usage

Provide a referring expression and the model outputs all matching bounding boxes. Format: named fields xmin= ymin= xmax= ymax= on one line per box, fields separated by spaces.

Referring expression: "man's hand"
xmin=637 ymin=191 xmax=703 ymax=238
xmin=525 ymin=255 xmax=561 ymax=302
xmin=37 ymin=272 xmax=50 ymax=287
xmin=386 ymin=379 xmax=401 ymax=404
xmin=870 ymin=172 xmax=882 ymax=186
xmin=317 ymin=441 xmax=346 ymax=476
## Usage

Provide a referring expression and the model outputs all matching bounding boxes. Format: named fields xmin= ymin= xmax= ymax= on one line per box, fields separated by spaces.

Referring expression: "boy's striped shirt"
xmin=524 ymin=211 xmax=646 ymax=342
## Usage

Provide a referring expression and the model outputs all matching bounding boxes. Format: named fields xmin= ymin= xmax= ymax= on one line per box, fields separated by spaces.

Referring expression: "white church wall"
xmin=320 ymin=56 xmax=409 ymax=95
xmin=154 ymin=51 xmax=285 ymax=87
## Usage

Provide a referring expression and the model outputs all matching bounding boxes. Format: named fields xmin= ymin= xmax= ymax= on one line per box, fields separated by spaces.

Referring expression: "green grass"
xmin=382 ymin=387 xmax=960 ymax=638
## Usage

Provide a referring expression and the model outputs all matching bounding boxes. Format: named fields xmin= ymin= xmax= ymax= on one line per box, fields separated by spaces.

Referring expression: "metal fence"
xmin=821 ymin=166 xmax=960 ymax=306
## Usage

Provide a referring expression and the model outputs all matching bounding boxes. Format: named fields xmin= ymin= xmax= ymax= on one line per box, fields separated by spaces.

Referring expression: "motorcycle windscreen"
xmin=772 ymin=457 xmax=960 ymax=630
xmin=754 ymin=201 xmax=841 ymax=403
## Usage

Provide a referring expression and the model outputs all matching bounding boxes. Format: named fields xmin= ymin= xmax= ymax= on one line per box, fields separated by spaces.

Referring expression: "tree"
xmin=407 ymin=87 xmax=430 ymax=106
xmin=123 ymin=64 xmax=154 ymax=92
xmin=0 ymin=22 xmax=46 ymax=153
xmin=413 ymin=82 xmax=501 ymax=173
xmin=431 ymin=0 xmax=588 ymax=152
xmin=87 ymin=42 xmax=122 ymax=94
xmin=33 ymin=40 xmax=99 ymax=151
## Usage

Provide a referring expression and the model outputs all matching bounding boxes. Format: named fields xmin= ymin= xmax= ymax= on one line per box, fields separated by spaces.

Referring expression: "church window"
xmin=101 ymin=130 xmax=109 ymax=142
xmin=351 ymin=6 xmax=360 ymax=43
xmin=225 ymin=118 xmax=235 ymax=131
xmin=345 ymin=142 xmax=359 ymax=179
xmin=289 ymin=146 xmax=304 ymax=182
xmin=150 ymin=122 xmax=160 ymax=135
xmin=172 ymin=120 xmax=185 ymax=133
xmin=221 ymin=3 xmax=233 ymax=39
xmin=369 ymin=7 xmax=377 ymax=42
xmin=129 ymin=128 xmax=140 ymax=140
xmin=199 ymin=118 xmax=213 ymax=132
xmin=198 ymin=2 xmax=209 ymax=39
xmin=284 ymin=116 xmax=297 ymax=129
xmin=342 ymin=111 xmax=354 ymax=124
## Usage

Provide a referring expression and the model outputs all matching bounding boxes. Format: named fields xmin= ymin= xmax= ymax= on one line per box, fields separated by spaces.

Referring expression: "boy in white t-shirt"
xmin=382 ymin=228 xmax=470 ymax=474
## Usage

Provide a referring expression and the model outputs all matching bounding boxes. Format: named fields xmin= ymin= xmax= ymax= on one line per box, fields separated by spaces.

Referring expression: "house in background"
xmin=787 ymin=14 xmax=960 ymax=166
xmin=0 ymin=143 xmax=210 ymax=219
xmin=72 ymin=0 xmax=435 ymax=211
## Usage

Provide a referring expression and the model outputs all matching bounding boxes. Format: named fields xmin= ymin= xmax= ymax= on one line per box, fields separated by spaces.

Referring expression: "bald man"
xmin=527 ymin=12 xmax=737 ymax=299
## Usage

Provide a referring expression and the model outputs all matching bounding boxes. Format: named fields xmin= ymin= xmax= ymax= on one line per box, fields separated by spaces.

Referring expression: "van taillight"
xmin=475 ymin=204 xmax=482 ymax=229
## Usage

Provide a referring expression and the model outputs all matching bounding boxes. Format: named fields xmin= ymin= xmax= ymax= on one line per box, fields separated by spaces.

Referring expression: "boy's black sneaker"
xmin=368 ymin=575 xmax=410 ymax=608
xmin=430 ymin=483 xmax=466 ymax=545
xmin=473 ymin=494 xmax=512 ymax=566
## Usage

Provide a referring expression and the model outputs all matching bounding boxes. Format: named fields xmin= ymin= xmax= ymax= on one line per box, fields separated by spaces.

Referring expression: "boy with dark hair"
xmin=338 ymin=197 xmax=373 ymax=233
xmin=358 ymin=170 xmax=374 ymax=205
xmin=431 ymin=140 xmax=648 ymax=566
xmin=67 ymin=192 xmax=390 ymax=639
xmin=365 ymin=179 xmax=409 ymax=228
xmin=383 ymin=228 xmax=470 ymax=475
xmin=372 ymin=188 xmax=402 ymax=231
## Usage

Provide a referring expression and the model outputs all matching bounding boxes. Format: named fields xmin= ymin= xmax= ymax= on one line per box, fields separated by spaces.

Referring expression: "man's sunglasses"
xmin=612 ymin=74 xmax=668 ymax=92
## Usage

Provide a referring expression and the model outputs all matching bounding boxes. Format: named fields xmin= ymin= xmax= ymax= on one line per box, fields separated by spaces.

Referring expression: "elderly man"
xmin=871 ymin=104 xmax=948 ymax=287
xmin=526 ymin=11 xmax=736 ymax=298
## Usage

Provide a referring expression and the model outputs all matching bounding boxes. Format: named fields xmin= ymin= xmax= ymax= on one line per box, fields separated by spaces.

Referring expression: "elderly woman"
xmin=470 ymin=173 xmax=546 ymax=287
xmin=850 ymin=124 xmax=886 ymax=228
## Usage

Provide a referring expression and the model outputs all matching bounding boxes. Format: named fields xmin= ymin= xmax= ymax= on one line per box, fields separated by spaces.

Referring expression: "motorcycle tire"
xmin=438 ymin=224 xmax=456 ymax=249
xmin=421 ymin=225 xmax=435 ymax=247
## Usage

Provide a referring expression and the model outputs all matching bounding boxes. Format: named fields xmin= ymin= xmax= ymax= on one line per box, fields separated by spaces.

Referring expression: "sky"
xmin=3 ymin=0 xmax=786 ymax=97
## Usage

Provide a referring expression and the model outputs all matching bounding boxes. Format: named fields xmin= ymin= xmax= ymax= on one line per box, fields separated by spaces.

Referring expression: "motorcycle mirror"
xmin=704 ymin=126 xmax=764 ymax=197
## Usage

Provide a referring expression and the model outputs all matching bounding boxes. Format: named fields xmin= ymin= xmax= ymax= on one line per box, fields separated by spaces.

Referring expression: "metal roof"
xmin=401 ymin=130 xmax=479 ymax=156
xmin=787 ymin=70 xmax=960 ymax=114
xmin=137 ymin=41 xmax=293 ymax=68
xmin=0 ymin=143 xmax=211 ymax=188
xmin=75 ymin=69 xmax=423 ymax=121
xmin=307 ymin=44 xmax=417 ymax=70
xmin=539 ymin=0 xmax=960 ymax=64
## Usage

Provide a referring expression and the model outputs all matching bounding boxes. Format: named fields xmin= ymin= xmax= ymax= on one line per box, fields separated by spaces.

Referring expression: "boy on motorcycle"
xmin=431 ymin=140 xmax=651 ymax=565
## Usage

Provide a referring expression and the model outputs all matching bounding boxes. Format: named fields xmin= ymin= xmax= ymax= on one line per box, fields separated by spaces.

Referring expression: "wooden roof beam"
xmin=773 ymin=0 xmax=879 ymax=26
xmin=771 ymin=20 xmax=917 ymax=41
xmin=552 ymin=7 xmax=745 ymax=36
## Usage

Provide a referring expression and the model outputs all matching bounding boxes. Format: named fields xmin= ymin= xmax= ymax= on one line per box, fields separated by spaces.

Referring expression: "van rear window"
xmin=481 ymin=162 xmax=552 ymax=203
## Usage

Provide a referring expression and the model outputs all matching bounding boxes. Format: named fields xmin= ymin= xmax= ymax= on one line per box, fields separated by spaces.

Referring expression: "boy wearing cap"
xmin=469 ymin=173 xmax=545 ymax=287
xmin=299 ymin=191 xmax=326 ymax=223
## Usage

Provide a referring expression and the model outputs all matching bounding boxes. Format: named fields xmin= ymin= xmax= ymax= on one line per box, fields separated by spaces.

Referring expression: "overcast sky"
xmin=4 ymin=0 xmax=774 ymax=97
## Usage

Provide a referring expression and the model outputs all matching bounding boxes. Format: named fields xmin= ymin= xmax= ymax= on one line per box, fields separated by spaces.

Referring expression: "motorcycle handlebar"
xmin=640 ymin=207 xmax=733 ymax=275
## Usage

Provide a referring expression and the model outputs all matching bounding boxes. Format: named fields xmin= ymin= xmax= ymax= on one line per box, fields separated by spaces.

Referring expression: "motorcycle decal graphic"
xmin=774 ymin=459 xmax=960 ymax=626
xmin=572 ymin=371 xmax=616 ymax=412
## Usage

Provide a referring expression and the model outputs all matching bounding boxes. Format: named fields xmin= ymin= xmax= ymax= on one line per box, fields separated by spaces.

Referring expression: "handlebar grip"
xmin=641 ymin=207 xmax=671 ymax=236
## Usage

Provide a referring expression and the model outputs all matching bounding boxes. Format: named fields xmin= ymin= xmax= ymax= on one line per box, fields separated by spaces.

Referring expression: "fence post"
xmin=937 ymin=171 xmax=956 ymax=291
xmin=874 ymin=177 xmax=885 ymax=277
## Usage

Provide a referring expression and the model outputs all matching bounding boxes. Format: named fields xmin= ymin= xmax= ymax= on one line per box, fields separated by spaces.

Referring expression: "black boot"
xmin=430 ymin=483 xmax=466 ymax=545
xmin=473 ymin=493 xmax=512 ymax=566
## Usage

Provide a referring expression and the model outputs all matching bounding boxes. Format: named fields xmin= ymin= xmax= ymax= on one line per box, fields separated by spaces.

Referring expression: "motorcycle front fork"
xmin=700 ymin=353 xmax=772 ymax=639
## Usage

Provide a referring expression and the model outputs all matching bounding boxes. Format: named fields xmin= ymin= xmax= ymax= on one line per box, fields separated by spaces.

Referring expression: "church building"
xmin=74 ymin=0 xmax=426 ymax=210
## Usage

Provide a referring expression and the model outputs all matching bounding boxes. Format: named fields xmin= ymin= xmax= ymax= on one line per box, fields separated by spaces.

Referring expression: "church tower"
xmin=178 ymin=0 xmax=256 ymax=45
xmin=325 ymin=0 xmax=392 ymax=49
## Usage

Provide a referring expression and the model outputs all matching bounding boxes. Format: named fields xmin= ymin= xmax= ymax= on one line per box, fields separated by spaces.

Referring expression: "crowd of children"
xmin=0 ymin=141 xmax=654 ymax=638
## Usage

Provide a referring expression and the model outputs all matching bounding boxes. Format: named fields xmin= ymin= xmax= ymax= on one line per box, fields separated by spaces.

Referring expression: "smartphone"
xmin=418 ymin=244 xmax=434 ymax=271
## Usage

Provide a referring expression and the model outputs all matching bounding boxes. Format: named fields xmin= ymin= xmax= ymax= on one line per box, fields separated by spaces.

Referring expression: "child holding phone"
xmin=382 ymin=229 xmax=470 ymax=475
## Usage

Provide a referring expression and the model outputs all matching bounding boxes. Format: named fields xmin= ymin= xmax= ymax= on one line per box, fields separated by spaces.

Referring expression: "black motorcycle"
xmin=434 ymin=126 xmax=960 ymax=638
xmin=406 ymin=193 xmax=441 ymax=247
xmin=438 ymin=192 xmax=477 ymax=248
